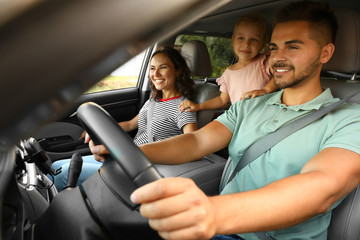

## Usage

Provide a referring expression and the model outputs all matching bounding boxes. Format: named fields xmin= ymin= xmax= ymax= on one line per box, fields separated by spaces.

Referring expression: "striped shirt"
xmin=134 ymin=96 xmax=197 ymax=145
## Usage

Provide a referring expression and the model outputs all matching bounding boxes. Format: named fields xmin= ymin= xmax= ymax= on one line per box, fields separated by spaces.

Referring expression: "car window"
xmin=85 ymin=51 xmax=146 ymax=94
xmin=175 ymin=35 xmax=234 ymax=78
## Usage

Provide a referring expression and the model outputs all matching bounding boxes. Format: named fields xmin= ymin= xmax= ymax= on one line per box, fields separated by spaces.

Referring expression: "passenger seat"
xmin=181 ymin=40 xmax=221 ymax=128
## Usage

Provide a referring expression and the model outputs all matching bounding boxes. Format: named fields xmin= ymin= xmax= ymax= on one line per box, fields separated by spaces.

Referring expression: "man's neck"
xmin=281 ymin=80 xmax=323 ymax=106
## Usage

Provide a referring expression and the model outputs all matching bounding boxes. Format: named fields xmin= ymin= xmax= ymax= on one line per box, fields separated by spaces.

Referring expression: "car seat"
xmin=181 ymin=40 xmax=221 ymax=128
xmin=322 ymin=8 xmax=360 ymax=240
xmin=322 ymin=8 xmax=360 ymax=103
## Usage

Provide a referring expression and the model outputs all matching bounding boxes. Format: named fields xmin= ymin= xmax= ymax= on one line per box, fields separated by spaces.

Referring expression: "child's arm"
xmin=240 ymin=78 xmax=278 ymax=100
xmin=179 ymin=92 xmax=230 ymax=112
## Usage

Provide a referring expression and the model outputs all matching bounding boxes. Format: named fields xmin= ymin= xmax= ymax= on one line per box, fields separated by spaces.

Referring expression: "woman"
xmin=53 ymin=46 xmax=197 ymax=190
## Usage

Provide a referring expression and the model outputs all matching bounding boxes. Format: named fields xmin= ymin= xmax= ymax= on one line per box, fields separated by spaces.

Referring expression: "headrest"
xmin=323 ymin=8 xmax=360 ymax=73
xmin=181 ymin=40 xmax=212 ymax=77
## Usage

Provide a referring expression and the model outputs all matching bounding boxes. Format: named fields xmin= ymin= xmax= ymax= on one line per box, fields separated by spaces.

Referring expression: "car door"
xmin=34 ymin=48 xmax=154 ymax=161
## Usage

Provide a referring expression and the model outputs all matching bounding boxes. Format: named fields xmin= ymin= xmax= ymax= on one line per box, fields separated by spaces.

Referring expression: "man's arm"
xmin=211 ymin=147 xmax=360 ymax=234
xmin=140 ymin=120 xmax=232 ymax=164
xmin=131 ymin=147 xmax=360 ymax=239
xmin=88 ymin=120 xmax=232 ymax=164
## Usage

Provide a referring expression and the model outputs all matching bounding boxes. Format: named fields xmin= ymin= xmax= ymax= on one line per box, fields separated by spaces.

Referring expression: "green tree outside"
xmin=175 ymin=35 xmax=235 ymax=78
xmin=86 ymin=36 xmax=234 ymax=94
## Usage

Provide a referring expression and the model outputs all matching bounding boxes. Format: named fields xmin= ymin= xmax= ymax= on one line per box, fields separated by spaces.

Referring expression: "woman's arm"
xmin=182 ymin=123 xmax=197 ymax=133
xmin=85 ymin=114 xmax=139 ymax=162
xmin=118 ymin=114 xmax=139 ymax=132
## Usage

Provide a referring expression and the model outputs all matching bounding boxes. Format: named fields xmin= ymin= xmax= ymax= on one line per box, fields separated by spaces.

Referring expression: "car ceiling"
xmin=0 ymin=0 xmax=358 ymax=151
xmin=0 ymin=0 xmax=230 ymax=151
xmin=183 ymin=0 xmax=360 ymax=36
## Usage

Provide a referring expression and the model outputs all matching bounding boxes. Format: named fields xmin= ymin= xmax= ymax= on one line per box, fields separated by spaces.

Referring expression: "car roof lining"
xmin=0 ymin=0 xmax=231 ymax=150
xmin=0 ymin=0 xmax=359 ymax=150
xmin=182 ymin=0 xmax=360 ymax=36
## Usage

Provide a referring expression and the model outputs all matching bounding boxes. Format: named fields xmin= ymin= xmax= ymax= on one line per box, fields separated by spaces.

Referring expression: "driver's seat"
xmin=322 ymin=8 xmax=360 ymax=240
xmin=328 ymin=186 xmax=360 ymax=239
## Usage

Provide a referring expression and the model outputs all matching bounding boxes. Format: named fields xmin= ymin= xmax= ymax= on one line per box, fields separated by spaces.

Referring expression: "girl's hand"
xmin=179 ymin=100 xmax=199 ymax=112
xmin=240 ymin=89 xmax=267 ymax=100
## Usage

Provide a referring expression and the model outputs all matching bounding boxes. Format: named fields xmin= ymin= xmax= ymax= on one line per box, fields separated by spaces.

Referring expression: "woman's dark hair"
xmin=149 ymin=46 xmax=194 ymax=100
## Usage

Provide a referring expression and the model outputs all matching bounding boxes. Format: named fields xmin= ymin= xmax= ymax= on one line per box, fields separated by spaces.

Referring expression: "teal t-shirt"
xmin=216 ymin=89 xmax=360 ymax=240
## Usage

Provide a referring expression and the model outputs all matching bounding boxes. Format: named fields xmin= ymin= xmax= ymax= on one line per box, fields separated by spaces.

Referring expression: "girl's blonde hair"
xmin=233 ymin=14 xmax=268 ymax=43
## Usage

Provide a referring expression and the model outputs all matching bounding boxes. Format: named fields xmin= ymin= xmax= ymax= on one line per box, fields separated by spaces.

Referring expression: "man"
xmin=90 ymin=1 xmax=360 ymax=239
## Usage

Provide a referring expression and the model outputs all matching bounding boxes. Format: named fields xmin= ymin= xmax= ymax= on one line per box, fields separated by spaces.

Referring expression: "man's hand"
xmin=179 ymin=100 xmax=200 ymax=112
xmin=131 ymin=178 xmax=217 ymax=240
xmin=85 ymin=133 xmax=109 ymax=162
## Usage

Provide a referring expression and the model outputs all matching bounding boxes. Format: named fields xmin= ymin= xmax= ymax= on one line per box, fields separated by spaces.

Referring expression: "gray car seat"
xmin=322 ymin=8 xmax=360 ymax=240
xmin=181 ymin=40 xmax=221 ymax=128
xmin=322 ymin=8 xmax=360 ymax=103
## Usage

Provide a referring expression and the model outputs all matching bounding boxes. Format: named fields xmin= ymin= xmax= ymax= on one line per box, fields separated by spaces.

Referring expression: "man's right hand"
xmin=131 ymin=177 xmax=217 ymax=240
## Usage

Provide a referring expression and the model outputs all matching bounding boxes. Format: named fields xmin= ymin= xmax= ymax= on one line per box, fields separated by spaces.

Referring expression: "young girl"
xmin=179 ymin=14 xmax=277 ymax=113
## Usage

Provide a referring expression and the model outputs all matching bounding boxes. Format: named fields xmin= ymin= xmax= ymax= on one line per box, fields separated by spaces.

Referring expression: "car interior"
xmin=0 ymin=0 xmax=360 ymax=239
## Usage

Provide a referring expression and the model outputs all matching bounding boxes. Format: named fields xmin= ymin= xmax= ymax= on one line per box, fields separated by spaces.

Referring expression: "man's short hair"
xmin=274 ymin=0 xmax=338 ymax=46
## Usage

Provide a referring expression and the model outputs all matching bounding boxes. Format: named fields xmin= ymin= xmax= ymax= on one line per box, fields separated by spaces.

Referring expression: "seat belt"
xmin=221 ymin=90 xmax=360 ymax=190
xmin=219 ymin=91 xmax=360 ymax=240
xmin=147 ymin=99 xmax=155 ymax=143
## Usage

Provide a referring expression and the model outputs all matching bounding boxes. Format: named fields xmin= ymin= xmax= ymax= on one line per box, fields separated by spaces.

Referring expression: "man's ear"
xmin=320 ymin=43 xmax=335 ymax=64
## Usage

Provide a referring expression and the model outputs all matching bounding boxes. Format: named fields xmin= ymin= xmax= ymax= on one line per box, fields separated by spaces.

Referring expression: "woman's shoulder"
xmin=156 ymin=96 xmax=186 ymax=105
xmin=172 ymin=96 xmax=187 ymax=102
xmin=141 ymin=98 xmax=151 ymax=107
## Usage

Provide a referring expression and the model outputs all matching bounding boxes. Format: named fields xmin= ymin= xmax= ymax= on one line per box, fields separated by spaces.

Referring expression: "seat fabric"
xmin=324 ymin=8 xmax=360 ymax=240
xmin=181 ymin=40 xmax=220 ymax=128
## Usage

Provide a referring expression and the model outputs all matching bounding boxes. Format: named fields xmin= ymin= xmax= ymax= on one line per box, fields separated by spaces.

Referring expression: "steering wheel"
xmin=34 ymin=102 xmax=163 ymax=240
xmin=76 ymin=102 xmax=162 ymax=204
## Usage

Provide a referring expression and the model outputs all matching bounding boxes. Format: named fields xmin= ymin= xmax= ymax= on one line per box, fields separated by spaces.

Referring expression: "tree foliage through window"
xmin=176 ymin=35 xmax=234 ymax=78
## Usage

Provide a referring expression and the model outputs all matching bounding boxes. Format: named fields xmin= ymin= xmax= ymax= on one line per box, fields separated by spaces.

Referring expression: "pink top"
xmin=216 ymin=54 xmax=272 ymax=104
